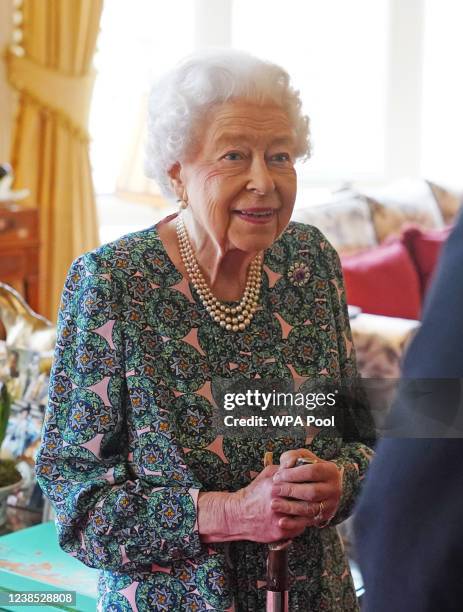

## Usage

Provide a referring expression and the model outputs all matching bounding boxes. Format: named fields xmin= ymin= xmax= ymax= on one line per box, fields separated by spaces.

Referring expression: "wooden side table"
xmin=0 ymin=203 xmax=39 ymax=313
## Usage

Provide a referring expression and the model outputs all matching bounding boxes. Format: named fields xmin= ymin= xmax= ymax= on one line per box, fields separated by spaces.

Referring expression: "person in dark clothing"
xmin=354 ymin=208 xmax=463 ymax=612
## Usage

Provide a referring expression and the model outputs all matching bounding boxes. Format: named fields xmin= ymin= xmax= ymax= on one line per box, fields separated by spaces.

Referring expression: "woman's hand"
xmin=270 ymin=449 xmax=342 ymax=529
xmin=198 ymin=465 xmax=306 ymax=544
xmin=232 ymin=465 xmax=309 ymax=543
xmin=198 ymin=452 xmax=341 ymax=544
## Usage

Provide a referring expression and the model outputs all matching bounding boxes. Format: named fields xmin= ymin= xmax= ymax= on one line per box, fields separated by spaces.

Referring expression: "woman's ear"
xmin=168 ymin=162 xmax=184 ymax=200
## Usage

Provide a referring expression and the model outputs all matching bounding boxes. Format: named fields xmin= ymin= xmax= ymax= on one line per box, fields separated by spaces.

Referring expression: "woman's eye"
xmin=223 ymin=152 xmax=243 ymax=161
xmin=271 ymin=153 xmax=291 ymax=162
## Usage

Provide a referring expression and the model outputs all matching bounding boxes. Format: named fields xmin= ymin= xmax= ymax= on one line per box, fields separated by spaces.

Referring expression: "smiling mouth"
xmin=233 ymin=209 xmax=275 ymax=218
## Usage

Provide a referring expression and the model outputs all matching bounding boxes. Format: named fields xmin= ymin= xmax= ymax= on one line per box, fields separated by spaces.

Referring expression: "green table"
xmin=0 ymin=522 xmax=97 ymax=611
xmin=0 ymin=522 xmax=365 ymax=610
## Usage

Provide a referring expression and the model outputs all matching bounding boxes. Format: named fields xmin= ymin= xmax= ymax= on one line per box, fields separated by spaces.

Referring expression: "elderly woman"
xmin=36 ymin=50 xmax=374 ymax=611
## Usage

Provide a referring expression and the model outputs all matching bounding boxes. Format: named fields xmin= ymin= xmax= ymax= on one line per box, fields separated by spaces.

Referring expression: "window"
xmin=90 ymin=0 xmax=195 ymax=195
xmin=90 ymin=0 xmax=463 ymax=221
xmin=420 ymin=0 xmax=463 ymax=187
xmin=233 ymin=0 xmax=389 ymax=186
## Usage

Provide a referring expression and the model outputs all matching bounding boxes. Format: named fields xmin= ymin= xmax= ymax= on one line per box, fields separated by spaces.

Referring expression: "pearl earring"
xmin=178 ymin=189 xmax=189 ymax=209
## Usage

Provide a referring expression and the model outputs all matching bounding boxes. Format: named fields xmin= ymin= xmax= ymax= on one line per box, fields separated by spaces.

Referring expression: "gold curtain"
xmin=5 ymin=0 xmax=103 ymax=320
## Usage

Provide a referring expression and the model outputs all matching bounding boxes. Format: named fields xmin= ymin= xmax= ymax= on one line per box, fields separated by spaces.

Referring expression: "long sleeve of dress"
xmin=35 ymin=252 xmax=204 ymax=571
xmin=318 ymin=231 xmax=376 ymax=525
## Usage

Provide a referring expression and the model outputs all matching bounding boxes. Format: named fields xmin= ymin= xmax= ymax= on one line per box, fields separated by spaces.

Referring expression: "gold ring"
xmin=315 ymin=501 xmax=335 ymax=529
xmin=314 ymin=500 xmax=324 ymax=522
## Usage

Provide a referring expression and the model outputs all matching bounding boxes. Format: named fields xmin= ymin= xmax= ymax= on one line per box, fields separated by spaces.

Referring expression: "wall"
xmin=0 ymin=0 xmax=15 ymax=164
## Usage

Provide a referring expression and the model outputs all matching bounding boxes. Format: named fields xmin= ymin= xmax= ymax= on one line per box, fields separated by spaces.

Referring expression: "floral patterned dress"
xmin=36 ymin=216 xmax=373 ymax=612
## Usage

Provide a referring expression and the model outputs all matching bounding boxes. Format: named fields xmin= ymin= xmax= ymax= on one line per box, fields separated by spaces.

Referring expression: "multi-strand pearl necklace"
xmin=176 ymin=214 xmax=263 ymax=332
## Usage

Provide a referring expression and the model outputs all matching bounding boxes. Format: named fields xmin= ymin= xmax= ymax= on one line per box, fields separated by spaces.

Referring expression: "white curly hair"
xmin=145 ymin=49 xmax=311 ymax=201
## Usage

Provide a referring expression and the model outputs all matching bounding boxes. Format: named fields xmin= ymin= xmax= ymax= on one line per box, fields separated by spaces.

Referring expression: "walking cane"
xmin=264 ymin=453 xmax=316 ymax=612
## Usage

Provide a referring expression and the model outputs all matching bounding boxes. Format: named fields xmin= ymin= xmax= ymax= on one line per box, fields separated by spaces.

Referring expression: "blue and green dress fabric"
xmin=36 ymin=218 xmax=374 ymax=611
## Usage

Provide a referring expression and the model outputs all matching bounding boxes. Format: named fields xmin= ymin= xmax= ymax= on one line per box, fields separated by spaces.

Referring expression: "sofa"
xmin=292 ymin=177 xmax=462 ymax=379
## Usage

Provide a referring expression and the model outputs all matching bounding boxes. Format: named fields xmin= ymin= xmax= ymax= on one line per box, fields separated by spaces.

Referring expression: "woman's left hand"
xmin=271 ymin=448 xmax=342 ymax=529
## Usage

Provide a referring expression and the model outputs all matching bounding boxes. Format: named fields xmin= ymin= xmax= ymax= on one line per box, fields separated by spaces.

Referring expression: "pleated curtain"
xmin=6 ymin=0 xmax=103 ymax=320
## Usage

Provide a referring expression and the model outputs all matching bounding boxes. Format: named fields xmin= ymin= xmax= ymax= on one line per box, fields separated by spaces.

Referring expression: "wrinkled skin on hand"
xmin=270 ymin=448 xmax=342 ymax=530
xmin=199 ymin=449 xmax=343 ymax=544
xmin=234 ymin=464 xmax=309 ymax=542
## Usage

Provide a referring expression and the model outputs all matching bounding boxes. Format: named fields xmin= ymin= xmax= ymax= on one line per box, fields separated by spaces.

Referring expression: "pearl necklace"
xmin=176 ymin=214 xmax=263 ymax=332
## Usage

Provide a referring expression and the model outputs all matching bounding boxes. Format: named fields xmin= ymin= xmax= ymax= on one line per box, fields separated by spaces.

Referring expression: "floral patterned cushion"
xmin=350 ymin=313 xmax=420 ymax=380
xmin=350 ymin=314 xmax=420 ymax=433
xmin=291 ymin=192 xmax=377 ymax=255
xmin=427 ymin=181 xmax=463 ymax=225
xmin=359 ymin=178 xmax=445 ymax=243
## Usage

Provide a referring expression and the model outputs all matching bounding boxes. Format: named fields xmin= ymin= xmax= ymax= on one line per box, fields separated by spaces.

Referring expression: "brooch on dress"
xmin=287 ymin=262 xmax=310 ymax=286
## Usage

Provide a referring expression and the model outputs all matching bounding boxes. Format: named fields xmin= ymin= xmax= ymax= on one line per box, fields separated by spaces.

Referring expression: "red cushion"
xmin=401 ymin=225 xmax=452 ymax=293
xmin=341 ymin=240 xmax=421 ymax=320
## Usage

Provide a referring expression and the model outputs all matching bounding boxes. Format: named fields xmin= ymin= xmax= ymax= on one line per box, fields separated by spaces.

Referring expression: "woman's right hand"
xmin=231 ymin=465 xmax=308 ymax=543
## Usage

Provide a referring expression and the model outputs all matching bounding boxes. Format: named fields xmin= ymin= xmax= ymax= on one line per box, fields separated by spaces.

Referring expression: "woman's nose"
xmin=246 ymin=157 xmax=275 ymax=194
